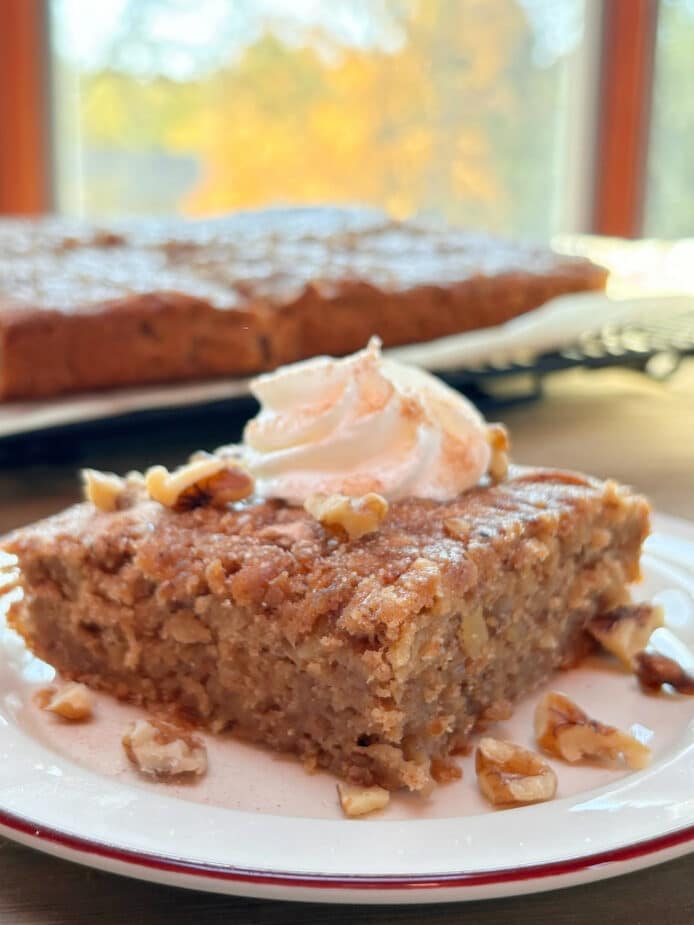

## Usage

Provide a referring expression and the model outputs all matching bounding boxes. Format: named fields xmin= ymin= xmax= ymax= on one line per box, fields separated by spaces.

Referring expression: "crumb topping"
xmin=5 ymin=467 xmax=649 ymax=646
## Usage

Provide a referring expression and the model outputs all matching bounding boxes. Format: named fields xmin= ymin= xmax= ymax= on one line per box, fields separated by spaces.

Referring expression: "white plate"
xmin=1 ymin=513 xmax=693 ymax=905
xmin=3 ymin=292 xmax=691 ymax=439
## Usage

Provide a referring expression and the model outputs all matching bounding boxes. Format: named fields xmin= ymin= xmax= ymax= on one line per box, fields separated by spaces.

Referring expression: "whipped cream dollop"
xmin=240 ymin=338 xmax=498 ymax=504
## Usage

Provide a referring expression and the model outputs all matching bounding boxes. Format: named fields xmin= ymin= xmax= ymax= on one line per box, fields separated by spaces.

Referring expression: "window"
xmin=644 ymin=0 xmax=694 ymax=238
xmin=50 ymin=0 xmax=588 ymax=238
xmin=3 ymin=0 xmax=691 ymax=239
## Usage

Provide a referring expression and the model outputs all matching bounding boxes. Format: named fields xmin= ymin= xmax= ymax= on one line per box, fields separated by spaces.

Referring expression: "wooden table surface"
xmin=1 ymin=363 xmax=693 ymax=924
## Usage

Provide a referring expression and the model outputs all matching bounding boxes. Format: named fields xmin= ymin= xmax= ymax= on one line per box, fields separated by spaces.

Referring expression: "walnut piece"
xmin=35 ymin=682 xmax=94 ymax=721
xmin=145 ymin=456 xmax=254 ymax=511
xmin=634 ymin=651 xmax=694 ymax=694
xmin=336 ymin=782 xmax=390 ymax=818
xmin=82 ymin=469 xmax=125 ymax=512
xmin=475 ymin=737 xmax=557 ymax=807
xmin=534 ymin=691 xmax=651 ymax=770
xmin=122 ymin=719 xmax=208 ymax=778
xmin=587 ymin=604 xmax=664 ymax=668
xmin=304 ymin=492 xmax=388 ymax=541
xmin=82 ymin=468 xmax=145 ymax=511
xmin=487 ymin=424 xmax=510 ymax=483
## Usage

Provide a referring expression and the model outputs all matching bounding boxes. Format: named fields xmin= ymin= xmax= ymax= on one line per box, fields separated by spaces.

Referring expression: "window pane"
xmin=50 ymin=0 xmax=586 ymax=238
xmin=645 ymin=0 xmax=694 ymax=238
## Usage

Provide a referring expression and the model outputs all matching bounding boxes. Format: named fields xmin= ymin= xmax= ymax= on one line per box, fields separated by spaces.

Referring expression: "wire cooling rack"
xmin=1 ymin=306 xmax=692 ymax=466
xmin=443 ymin=307 xmax=694 ymax=409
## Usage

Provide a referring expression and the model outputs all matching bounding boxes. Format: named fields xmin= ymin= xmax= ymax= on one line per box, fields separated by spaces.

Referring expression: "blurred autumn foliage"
xmin=60 ymin=0 xmax=571 ymax=235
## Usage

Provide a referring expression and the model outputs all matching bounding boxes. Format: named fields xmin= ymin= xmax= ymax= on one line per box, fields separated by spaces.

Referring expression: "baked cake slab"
xmin=0 ymin=208 xmax=607 ymax=399
xmin=4 ymin=468 xmax=649 ymax=791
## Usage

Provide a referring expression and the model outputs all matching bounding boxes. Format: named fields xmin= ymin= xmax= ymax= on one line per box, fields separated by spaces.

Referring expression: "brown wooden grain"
xmin=1 ymin=362 xmax=693 ymax=923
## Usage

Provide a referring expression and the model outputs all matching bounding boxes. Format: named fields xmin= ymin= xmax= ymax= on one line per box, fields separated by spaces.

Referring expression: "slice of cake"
xmin=2 ymin=342 xmax=649 ymax=791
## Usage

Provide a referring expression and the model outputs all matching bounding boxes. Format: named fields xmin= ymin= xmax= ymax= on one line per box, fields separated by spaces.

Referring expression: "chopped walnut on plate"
xmin=34 ymin=682 xmax=94 ymax=721
xmin=587 ymin=603 xmax=664 ymax=668
xmin=336 ymin=782 xmax=390 ymax=818
xmin=634 ymin=651 xmax=694 ymax=694
xmin=122 ymin=718 xmax=208 ymax=779
xmin=534 ymin=691 xmax=651 ymax=770
xmin=475 ymin=737 xmax=557 ymax=807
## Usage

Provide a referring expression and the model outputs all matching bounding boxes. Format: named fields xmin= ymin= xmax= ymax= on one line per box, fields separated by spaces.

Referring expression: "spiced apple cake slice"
xmin=2 ymin=342 xmax=649 ymax=791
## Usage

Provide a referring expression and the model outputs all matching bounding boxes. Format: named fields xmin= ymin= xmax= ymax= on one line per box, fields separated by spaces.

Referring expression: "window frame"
xmin=0 ymin=0 xmax=53 ymax=214
xmin=591 ymin=0 xmax=659 ymax=237
xmin=0 ymin=0 xmax=659 ymax=236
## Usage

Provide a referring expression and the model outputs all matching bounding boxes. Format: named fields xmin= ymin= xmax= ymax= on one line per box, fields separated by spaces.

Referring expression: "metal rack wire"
xmin=443 ymin=308 xmax=694 ymax=409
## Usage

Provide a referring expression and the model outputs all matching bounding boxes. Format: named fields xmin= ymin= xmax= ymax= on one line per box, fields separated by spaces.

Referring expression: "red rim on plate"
xmin=2 ymin=807 xmax=692 ymax=892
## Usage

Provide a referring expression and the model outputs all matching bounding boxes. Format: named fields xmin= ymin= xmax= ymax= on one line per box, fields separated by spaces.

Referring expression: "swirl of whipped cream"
xmin=241 ymin=338 xmax=496 ymax=503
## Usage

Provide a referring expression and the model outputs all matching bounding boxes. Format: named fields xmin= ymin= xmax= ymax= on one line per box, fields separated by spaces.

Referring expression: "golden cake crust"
xmin=6 ymin=468 xmax=647 ymax=642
